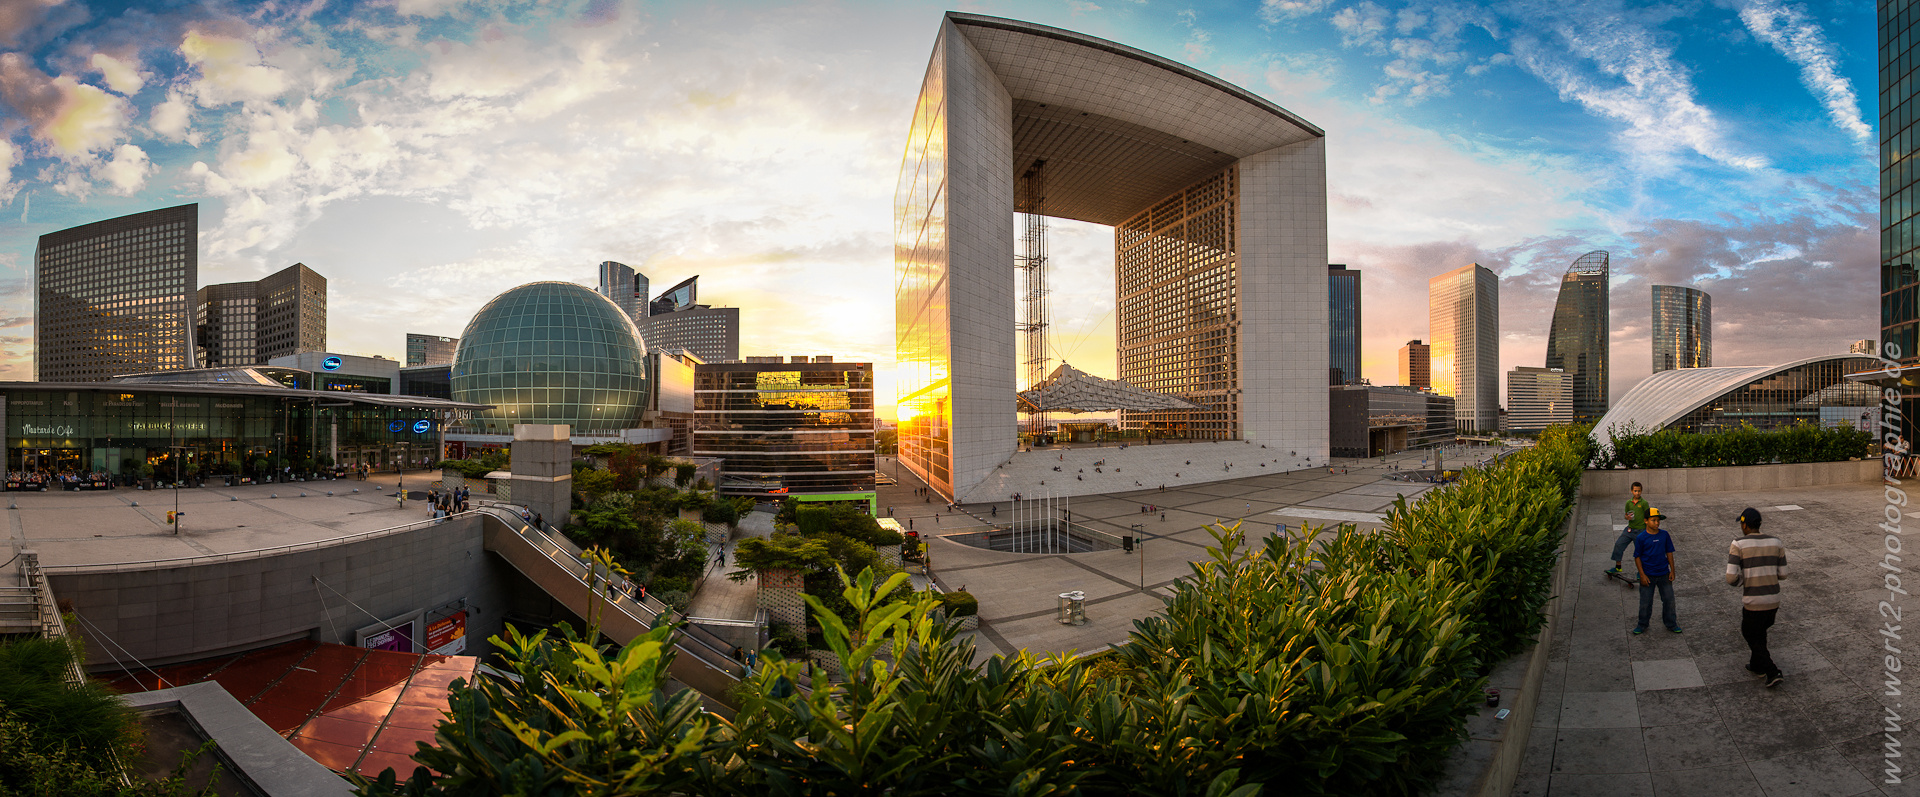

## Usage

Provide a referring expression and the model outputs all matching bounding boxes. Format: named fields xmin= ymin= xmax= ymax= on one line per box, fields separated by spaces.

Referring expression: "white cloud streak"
xmin=1734 ymin=0 xmax=1873 ymax=143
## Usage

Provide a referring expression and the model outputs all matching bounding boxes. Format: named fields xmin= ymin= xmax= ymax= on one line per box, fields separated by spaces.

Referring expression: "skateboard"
xmin=1605 ymin=569 xmax=1638 ymax=587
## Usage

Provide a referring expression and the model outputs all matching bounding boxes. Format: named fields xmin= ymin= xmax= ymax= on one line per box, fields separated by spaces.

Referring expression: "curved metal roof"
xmin=1590 ymin=353 xmax=1866 ymax=446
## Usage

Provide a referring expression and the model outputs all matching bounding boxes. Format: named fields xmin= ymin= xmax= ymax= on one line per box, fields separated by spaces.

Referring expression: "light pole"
xmin=1131 ymin=523 xmax=1144 ymax=590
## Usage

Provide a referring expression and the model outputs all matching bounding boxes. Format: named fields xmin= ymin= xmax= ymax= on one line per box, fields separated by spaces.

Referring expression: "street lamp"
xmin=1131 ymin=523 xmax=1144 ymax=590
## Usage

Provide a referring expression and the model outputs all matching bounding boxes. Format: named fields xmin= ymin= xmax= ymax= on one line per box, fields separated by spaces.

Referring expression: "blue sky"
xmin=0 ymin=0 xmax=1880 ymax=415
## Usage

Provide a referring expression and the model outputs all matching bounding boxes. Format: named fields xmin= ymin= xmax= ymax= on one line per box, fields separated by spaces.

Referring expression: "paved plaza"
xmin=877 ymin=447 xmax=1494 ymax=660
xmin=1517 ymin=480 xmax=1913 ymax=797
xmin=3 ymin=470 xmax=453 ymax=570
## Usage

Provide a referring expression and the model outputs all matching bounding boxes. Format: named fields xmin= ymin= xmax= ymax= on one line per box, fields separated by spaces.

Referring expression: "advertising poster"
xmin=365 ymin=625 xmax=413 ymax=653
xmin=425 ymin=611 xmax=467 ymax=655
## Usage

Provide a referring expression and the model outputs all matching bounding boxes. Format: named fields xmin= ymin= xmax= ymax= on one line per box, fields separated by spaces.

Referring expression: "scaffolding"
xmin=1017 ymin=159 xmax=1050 ymax=436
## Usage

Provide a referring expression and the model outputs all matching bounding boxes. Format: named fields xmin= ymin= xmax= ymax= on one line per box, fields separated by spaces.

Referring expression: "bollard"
xmin=270 ymin=494 xmax=277 ymax=499
xmin=229 ymin=496 xmax=238 ymax=501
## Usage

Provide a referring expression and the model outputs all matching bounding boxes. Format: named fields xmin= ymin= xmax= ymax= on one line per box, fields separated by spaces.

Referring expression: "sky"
xmin=0 ymin=0 xmax=1881 ymax=421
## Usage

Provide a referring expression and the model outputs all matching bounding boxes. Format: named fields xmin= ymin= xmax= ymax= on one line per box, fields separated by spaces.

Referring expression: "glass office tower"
xmin=405 ymin=333 xmax=459 ymax=367
xmin=1328 ymin=264 xmax=1361 ymax=385
xmin=1429 ymin=263 xmax=1499 ymax=432
xmin=1543 ymin=250 xmax=1610 ymax=423
xmin=36 ymin=204 xmax=198 ymax=381
xmin=1884 ymin=0 xmax=1919 ymax=448
xmin=597 ymin=261 xmax=647 ymax=327
xmin=196 ymin=263 xmax=326 ymax=368
xmin=1651 ymin=285 xmax=1712 ymax=372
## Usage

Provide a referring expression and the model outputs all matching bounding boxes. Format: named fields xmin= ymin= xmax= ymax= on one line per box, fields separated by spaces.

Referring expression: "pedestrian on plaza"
xmin=1726 ymin=508 xmax=1787 ymax=687
xmin=533 ymin=512 xmax=543 ymax=530
xmin=1607 ymin=482 xmax=1652 ymax=577
xmin=1632 ymin=508 xmax=1681 ymax=634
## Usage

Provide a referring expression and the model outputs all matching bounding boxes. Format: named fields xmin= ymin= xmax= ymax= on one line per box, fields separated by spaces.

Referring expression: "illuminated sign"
xmin=322 ymin=356 xmax=343 ymax=371
xmin=412 ymin=420 xmax=433 ymax=434
xmin=388 ymin=421 xmax=405 ymax=432
xmin=21 ymin=424 xmax=75 ymax=437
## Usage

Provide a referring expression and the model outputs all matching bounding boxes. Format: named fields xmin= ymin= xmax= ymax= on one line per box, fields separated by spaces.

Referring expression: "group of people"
xmin=1607 ymin=481 xmax=1788 ymax=687
xmin=426 ymin=485 xmax=472 ymax=518
xmin=6 ymin=470 xmax=112 ymax=490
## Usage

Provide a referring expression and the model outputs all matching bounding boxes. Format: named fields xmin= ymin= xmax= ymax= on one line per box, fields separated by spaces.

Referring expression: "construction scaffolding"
xmin=1017 ymin=159 xmax=1050 ymax=435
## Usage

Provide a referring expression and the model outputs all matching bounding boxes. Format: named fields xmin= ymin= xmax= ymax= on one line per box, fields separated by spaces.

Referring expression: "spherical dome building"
xmin=451 ymin=282 xmax=649 ymax=435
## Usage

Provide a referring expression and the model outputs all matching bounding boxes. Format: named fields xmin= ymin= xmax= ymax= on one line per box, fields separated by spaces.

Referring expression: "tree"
xmin=729 ymin=533 xmax=831 ymax=581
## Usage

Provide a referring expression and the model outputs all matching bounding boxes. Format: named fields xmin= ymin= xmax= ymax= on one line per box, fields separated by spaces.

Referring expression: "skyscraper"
xmin=1328 ymin=264 xmax=1361 ymax=385
xmin=1429 ymin=263 xmax=1499 ymax=432
xmin=1651 ymin=285 xmax=1712 ymax=372
xmin=36 ymin=204 xmax=198 ymax=381
xmin=640 ymin=276 xmax=740 ymax=363
xmin=1507 ymin=366 xmax=1572 ymax=432
xmin=195 ymin=263 xmax=326 ymax=368
xmin=1399 ymin=339 xmax=1430 ymax=391
xmin=1543 ymin=250 xmax=1610 ymax=423
xmin=597 ymin=261 xmax=648 ymax=326
xmin=405 ymin=333 xmax=459 ymax=367
xmin=1882 ymin=0 xmax=1917 ymax=446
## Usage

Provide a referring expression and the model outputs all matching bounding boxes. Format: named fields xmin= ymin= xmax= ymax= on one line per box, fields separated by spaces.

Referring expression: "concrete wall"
xmin=49 ymin=514 xmax=534 ymax=669
xmin=1236 ymin=139 xmax=1330 ymax=457
xmin=1582 ymin=459 xmax=1880 ymax=497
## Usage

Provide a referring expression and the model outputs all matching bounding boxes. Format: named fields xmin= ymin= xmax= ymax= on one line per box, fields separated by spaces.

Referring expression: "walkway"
xmin=686 ymin=534 xmax=759 ymax=622
xmin=1517 ymin=480 xmax=1905 ymax=797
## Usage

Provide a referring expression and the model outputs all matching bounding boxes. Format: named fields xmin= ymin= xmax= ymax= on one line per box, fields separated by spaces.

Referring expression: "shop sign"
xmin=412 ymin=420 xmax=433 ymax=434
xmin=387 ymin=421 xmax=405 ymax=432
xmin=425 ymin=611 xmax=466 ymax=655
xmin=20 ymin=424 xmax=75 ymax=436
xmin=322 ymin=356 xmax=343 ymax=371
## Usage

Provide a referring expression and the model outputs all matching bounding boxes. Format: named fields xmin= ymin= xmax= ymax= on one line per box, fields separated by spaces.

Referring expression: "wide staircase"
xmin=961 ymin=440 xmax=1330 ymax=502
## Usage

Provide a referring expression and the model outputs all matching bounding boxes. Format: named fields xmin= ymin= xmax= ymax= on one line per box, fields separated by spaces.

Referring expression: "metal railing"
xmin=18 ymin=551 xmax=84 ymax=684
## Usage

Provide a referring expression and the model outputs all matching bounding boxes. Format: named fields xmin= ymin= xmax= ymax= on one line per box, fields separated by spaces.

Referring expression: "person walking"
xmin=1633 ymin=508 xmax=1681 ymax=634
xmin=1607 ymin=482 xmax=1651 ymax=577
xmin=1726 ymin=508 xmax=1787 ymax=687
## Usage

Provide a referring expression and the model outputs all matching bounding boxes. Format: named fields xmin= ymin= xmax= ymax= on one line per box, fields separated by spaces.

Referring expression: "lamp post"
xmin=1131 ymin=523 xmax=1144 ymax=590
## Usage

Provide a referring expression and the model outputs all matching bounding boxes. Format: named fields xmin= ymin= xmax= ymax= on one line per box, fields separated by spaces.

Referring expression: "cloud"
xmin=93 ymin=143 xmax=152 ymax=194
xmin=1330 ymin=2 xmax=1495 ymax=104
xmin=179 ymin=29 xmax=289 ymax=106
xmin=149 ymin=88 xmax=197 ymax=143
xmin=1260 ymin=0 xmax=1335 ymax=21
xmin=0 ymin=0 xmax=80 ymax=50
xmin=1507 ymin=0 xmax=1766 ymax=171
xmin=0 ymin=139 xmax=16 ymax=204
xmin=88 ymin=52 xmax=146 ymax=95
xmin=0 ymin=53 xmax=131 ymax=159
xmin=1734 ymin=0 xmax=1872 ymax=143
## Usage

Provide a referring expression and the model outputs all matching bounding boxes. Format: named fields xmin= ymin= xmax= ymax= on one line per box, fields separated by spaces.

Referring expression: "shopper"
xmin=1632 ymin=508 xmax=1680 ymax=634
xmin=1726 ymin=507 xmax=1788 ymax=687
xmin=1607 ymin=482 xmax=1651 ymax=577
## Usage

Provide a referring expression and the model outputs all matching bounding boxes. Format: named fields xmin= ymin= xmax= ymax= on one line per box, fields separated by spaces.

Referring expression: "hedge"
xmin=359 ymin=428 xmax=1589 ymax=796
xmin=1598 ymin=419 xmax=1872 ymax=470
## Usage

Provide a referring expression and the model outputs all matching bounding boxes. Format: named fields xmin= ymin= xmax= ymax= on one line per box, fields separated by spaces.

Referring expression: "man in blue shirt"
xmin=1633 ymin=508 xmax=1681 ymax=634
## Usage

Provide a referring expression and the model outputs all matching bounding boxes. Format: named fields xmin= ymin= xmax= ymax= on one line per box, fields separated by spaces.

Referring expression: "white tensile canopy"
xmin=1016 ymin=363 xmax=1203 ymax=414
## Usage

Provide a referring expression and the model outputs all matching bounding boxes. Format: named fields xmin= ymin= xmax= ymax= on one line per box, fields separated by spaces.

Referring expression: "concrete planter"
xmin=1583 ymin=458 xmax=1880 ymax=497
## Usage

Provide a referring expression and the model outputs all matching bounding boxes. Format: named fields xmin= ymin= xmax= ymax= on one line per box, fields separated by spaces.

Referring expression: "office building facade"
xmin=1507 ymin=366 xmax=1573 ymax=432
xmin=1885 ymin=0 xmax=1920 ymax=447
xmin=197 ymin=263 xmax=326 ymax=369
xmin=693 ymin=360 xmax=875 ymax=500
xmin=1399 ymin=339 xmax=1430 ymax=391
xmin=405 ymin=334 xmax=459 ymax=367
xmin=1429 ymin=264 xmax=1499 ymax=432
xmin=1329 ymin=264 xmax=1361 ymax=385
xmin=642 ymin=305 xmax=740 ymax=364
xmin=36 ymin=204 xmax=199 ymax=381
xmin=1651 ymin=285 xmax=1712 ymax=372
xmin=1853 ymin=338 xmax=1880 ymax=355
xmin=1543 ymin=251 xmax=1609 ymax=423
xmin=896 ymin=13 xmax=1328 ymax=501
xmin=597 ymin=261 xmax=648 ymax=326
xmin=1329 ymin=384 xmax=1452 ymax=457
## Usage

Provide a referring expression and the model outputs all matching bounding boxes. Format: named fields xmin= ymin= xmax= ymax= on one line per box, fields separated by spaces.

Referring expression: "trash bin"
xmin=1057 ymin=591 xmax=1086 ymax=626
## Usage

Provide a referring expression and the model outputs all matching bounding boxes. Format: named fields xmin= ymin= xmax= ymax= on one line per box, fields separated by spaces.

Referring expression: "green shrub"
xmin=934 ymin=590 xmax=978 ymax=617
xmin=1600 ymin=420 xmax=1871 ymax=469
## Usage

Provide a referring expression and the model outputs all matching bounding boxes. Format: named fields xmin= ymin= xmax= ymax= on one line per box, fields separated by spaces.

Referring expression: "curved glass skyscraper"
xmin=1544 ymin=250 xmax=1610 ymax=424
xmin=1651 ymin=285 xmax=1711 ymax=372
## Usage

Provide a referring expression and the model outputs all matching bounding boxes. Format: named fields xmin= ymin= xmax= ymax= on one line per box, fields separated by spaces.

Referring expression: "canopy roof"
xmin=1017 ymin=363 xmax=1203 ymax=413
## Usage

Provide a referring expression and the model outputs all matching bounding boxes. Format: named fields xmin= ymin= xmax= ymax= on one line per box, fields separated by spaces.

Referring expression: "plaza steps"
xmin=0 ymin=587 xmax=39 ymax=634
xmin=958 ymin=440 xmax=1332 ymax=503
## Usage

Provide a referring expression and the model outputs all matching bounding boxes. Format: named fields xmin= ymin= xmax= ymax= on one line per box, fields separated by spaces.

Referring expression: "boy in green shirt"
xmin=1607 ymin=482 xmax=1651 ymax=576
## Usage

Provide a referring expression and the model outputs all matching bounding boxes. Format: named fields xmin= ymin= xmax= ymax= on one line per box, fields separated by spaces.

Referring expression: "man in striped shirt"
xmin=1726 ymin=507 xmax=1787 ymax=688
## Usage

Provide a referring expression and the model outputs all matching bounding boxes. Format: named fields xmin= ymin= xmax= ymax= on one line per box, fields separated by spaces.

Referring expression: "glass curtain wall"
xmin=1883 ymin=0 xmax=1918 ymax=447
xmin=1544 ymin=251 xmax=1609 ymax=423
xmin=1663 ymin=357 xmax=1883 ymax=433
xmin=693 ymin=366 xmax=876 ymax=495
xmin=895 ymin=37 xmax=952 ymax=496
xmin=1651 ymin=285 xmax=1712 ymax=372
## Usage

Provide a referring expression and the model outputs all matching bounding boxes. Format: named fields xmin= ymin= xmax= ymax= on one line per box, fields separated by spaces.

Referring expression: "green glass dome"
xmin=451 ymin=282 xmax=648 ymax=435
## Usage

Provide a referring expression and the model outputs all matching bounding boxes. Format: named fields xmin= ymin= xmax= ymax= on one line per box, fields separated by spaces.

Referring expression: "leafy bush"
xmin=1600 ymin=420 xmax=1871 ymax=469
xmin=674 ymin=462 xmax=696 ymax=487
xmin=934 ymin=590 xmax=978 ymax=618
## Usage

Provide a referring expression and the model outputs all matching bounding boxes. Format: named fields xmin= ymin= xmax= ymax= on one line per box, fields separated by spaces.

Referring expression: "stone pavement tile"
xmin=1773 ymin=642 xmax=1841 ymax=676
xmin=1699 ymin=651 xmax=1773 ymax=686
xmin=1644 ymin=722 xmax=1743 ymax=771
xmin=1549 ymin=772 xmax=1656 ymax=796
xmin=1566 ymin=656 xmax=1636 ymax=692
xmin=1808 ymin=697 xmax=1898 ymax=744
xmin=1550 ymin=727 xmax=1648 ymax=774
xmin=1295 ymin=493 xmax=1393 ymax=512
xmin=1511 ymin=770 xmax=1550 ymax=797
xmin=1638 ymin=686 xmax=1726 ymax=727
xmin=1688 ymin=627 xmax=1756 ymax=657
xmin=1636 ymin=659 xmax=1707 ymax=691
xmin=1745 ymin=745 xmax=1877 ymax=797
xmin=1562 ymin=691 xmax=1643 ymax=728
xmin=1717 ymin=702 xmax=1835 ymax=760
xmin=1831 ymin=733 xmax=1918 ymax=797
xmin=1651 ymin=763 xmax=1762 ymax=797
xmin=1535 ymin=689 xmax=1565 ymax=728
xmin=1629 ymin=632 xmax=1698 ymax=663
xmin=1181 ymin=497 xmax=1284 ymax=520
xmin=950 ymin=559 xmax=1130 ymax=623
